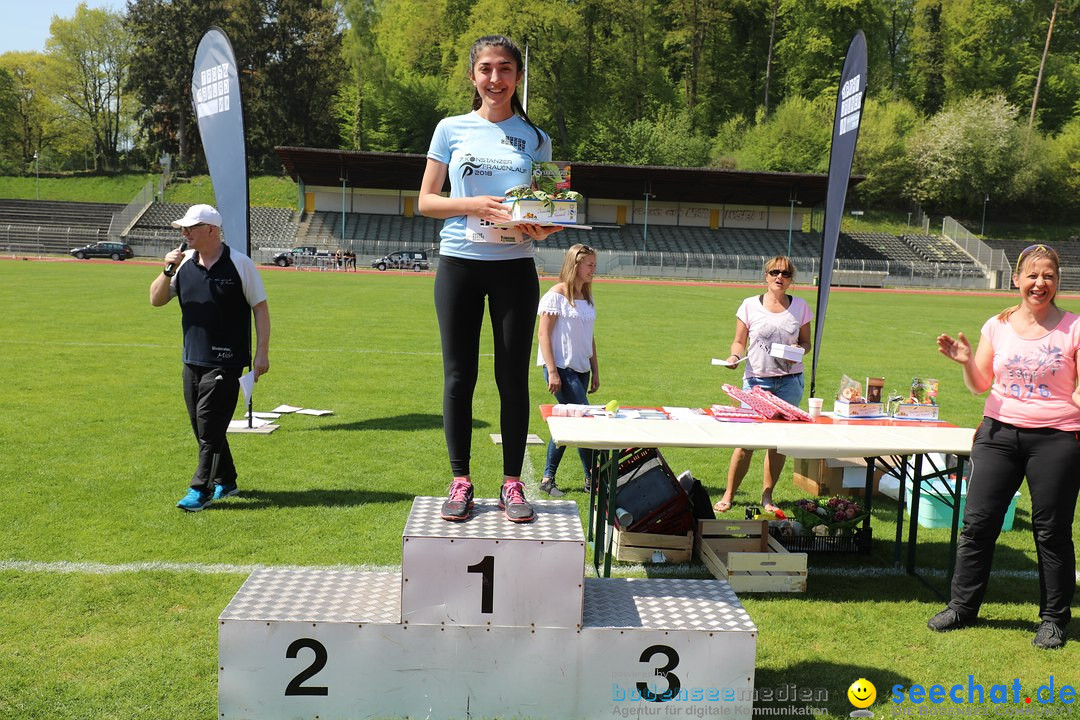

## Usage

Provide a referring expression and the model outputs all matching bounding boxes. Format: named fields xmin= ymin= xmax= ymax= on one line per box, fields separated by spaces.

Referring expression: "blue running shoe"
xmin=213 ymin=482 xmax=239 ymax=501
xmin=177 ymin=488 xmax=213 ymax=512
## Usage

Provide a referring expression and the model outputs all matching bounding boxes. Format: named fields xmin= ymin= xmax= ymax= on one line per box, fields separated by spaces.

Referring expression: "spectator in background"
xmin=929 ymin=243 xmax=1079 ymax=650
xmin=714 ymin=255 xmax=811 ymax=514
xmin=537 ymin=244 xmax=600 ymax=496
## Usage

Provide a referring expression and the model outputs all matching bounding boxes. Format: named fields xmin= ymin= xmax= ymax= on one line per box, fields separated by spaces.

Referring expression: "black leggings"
xmin=434 ymin=255 xmax=539 ymax=478
xmin=949 ymin=418 xmax=1080 ymax=625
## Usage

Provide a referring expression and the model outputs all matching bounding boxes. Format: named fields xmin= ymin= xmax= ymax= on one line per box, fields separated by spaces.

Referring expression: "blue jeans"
xmin=744 ymin=373 xmax=804 ymax=407
xmin=542 ymin=367 xmax=594 ymax=482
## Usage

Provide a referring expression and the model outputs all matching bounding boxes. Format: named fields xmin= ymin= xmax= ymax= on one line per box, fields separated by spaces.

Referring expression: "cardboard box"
xmin=770 ymin=343 xmax=805 ymax=362
xmin=833 ymin=399 xmax=885 ymax=417
xmin=611 ymin=528 xmax=693 ymax=564
xmin=906 ymin=480 xmax=1019 ymax=531
xmin=696 ymin=520 xmax=807 ymax=593
xmin=793 ymin=457 xmax=885 ymax=498
xmin=506 ymin=198 xmax=578 ymax=224
xmin=894 ymin=403 xmax=939 ymax=420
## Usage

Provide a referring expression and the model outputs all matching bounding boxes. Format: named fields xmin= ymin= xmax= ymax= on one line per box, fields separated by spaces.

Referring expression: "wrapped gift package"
xmin=506 ymin=198 xmax=578 ymax=224
xmin=833 ymin=399 xmax=885 ymax=417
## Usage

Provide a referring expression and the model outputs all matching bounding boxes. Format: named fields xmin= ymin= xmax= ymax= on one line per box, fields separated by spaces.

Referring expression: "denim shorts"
xmin=744 ymin=373 xmax=804 ymax=407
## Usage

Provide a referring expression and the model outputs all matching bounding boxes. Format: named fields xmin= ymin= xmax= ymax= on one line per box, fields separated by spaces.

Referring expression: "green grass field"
xmin=0 ymin=259 xmax=1076 ymax=719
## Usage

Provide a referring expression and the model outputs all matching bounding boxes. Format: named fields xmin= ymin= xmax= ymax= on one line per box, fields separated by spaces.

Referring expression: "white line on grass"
xmin=0 ymin=560 xmax=400 ymax=575
xmin=7 ymin=559 xmax=1075 ymax=582
xmin=0 ymin=339 xmax=450 ymax=356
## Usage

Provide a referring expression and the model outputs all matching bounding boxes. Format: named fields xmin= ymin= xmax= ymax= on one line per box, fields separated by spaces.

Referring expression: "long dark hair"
xmin=469 ymin=35 xmax=545 ymax=149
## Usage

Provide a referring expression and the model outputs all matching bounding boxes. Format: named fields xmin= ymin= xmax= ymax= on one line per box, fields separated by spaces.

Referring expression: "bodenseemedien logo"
xmin=848 ymin=678 xmax=876 ymax=717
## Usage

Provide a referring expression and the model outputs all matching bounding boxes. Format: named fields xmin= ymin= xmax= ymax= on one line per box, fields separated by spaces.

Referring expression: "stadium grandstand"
xmin=0 ymin=148 xmax=1036 ymax=290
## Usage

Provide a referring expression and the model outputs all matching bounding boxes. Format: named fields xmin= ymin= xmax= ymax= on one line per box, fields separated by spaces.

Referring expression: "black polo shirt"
xmin=175 ymin=246 xmax=252 ymax=368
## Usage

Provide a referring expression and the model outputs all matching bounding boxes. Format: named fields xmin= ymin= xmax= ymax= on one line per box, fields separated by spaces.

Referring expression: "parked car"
xmin=272 ymin=246 xmax=319 ymax=267
xmin=69 ymin=241 xmax=134 ymax=261
xmin=371 ymin=250 xmax=429 ymax=272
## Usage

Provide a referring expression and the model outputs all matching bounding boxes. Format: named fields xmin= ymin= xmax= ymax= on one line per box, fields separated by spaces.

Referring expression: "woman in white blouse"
xmin=537 ymin=244 xmax=600 ymax=496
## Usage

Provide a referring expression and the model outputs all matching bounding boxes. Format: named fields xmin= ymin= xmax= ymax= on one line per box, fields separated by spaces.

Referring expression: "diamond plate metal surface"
xmin=405 ymin=496 xmax=584 ymax=542
xmin=582 ymin=578 xmax=756 ymax=632
xmin=219 ymin=568 xmax=400 ymax=623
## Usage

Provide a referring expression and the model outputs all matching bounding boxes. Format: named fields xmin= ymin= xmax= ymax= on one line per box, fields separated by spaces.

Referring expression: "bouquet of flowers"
xmin=792 ymin=497 xmax=868 ymax=536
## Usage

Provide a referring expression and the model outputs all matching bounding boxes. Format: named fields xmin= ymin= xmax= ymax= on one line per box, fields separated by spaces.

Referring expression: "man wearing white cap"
xmin=150 ymin=204 xmax=271 ymax=511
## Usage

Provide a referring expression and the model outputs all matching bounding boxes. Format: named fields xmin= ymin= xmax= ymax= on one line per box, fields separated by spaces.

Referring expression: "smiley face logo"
xmin=848 ymin=678 xmax=877 ymax=709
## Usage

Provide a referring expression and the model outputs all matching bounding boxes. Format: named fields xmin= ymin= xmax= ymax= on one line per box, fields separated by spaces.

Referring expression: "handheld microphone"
xmin=163 ymin=242 xmax=187 ymax=277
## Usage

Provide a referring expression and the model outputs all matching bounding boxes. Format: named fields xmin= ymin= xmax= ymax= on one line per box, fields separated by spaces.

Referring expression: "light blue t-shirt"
xmin=427 ymin=111 xmax=552 ymax=260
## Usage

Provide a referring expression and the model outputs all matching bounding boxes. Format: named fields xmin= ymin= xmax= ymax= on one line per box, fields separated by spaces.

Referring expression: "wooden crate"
xmin=696 ymin=520 xmax=807 ymax=593
xmin=611 ymin=528 xmax=694 ymax=564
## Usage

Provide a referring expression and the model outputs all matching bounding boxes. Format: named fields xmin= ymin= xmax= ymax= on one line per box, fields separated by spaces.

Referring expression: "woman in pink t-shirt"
xmin=929 ymin=244 xmax=1080 ymax=650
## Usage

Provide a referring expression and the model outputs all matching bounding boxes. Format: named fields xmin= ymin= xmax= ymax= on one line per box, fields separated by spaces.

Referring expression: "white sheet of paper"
xmin=239 ymin=371 xmax=256 ymax=405
xmin=250 ymin=412 xmax=281 ymax=419
xmin=712 ymin=357 xmax=748 ymax=367
xmin=296 ymin=408 xmax=333 ymax=416
xmin=272 ymin=404 xmax=302 ymax=413
xmin=229 ymin=417 xmax=271 ymax=429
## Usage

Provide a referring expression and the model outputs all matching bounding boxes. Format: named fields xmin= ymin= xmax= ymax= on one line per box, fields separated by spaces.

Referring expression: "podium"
xmin=219 ymin=497 xmax=758 ymax=719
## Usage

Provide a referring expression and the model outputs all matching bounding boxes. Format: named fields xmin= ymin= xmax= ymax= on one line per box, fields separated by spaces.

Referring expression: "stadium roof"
xmin=275 ymin=147 xmax=860 ymax=207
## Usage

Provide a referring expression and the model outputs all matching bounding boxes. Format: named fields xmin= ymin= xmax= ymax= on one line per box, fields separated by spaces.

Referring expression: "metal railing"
xmin=1 ymin=226 xmax=999 ymax=290
xmin=108 ymin=181 xmax=155 ymax=239
xmin=941 ymin=216 xmax=1010 ymax=287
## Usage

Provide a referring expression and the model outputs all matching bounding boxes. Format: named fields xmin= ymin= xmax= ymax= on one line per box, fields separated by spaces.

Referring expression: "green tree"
xmin=732 ymin=95 xmax=832 ymax=172
xmin=339 ymin=0 xmax=449 ymax=152
xmin=1047 ymin=115 xmax=1080 ymax=210
xmin=670 ymin=0 xmax=774 ymax=125
xmin=879 ymin=0 xmax=917 ymax=94
xmin=0 ymin=66 xmax=19 ymax=173
xmin=905 ymin=94 xmax=1026 ymax=211
xmin=773 ymin=0 xmax=890 ymax=102
xmin=910 ymin=0 xmax=945 ymax=113
xmin=0 ymin=52 xmax=73 ymax=171
xmin=251 ymin=0 xmax=344 ymax=171
xmin=850 ymin=96 xmax=921 ymax=207
xmin=125 ymin=0 xmax=230 ymax=171
xmin=576 ymin=107 xmax=712 ymax=165
xmin=47 ymin=3 xmax=132 ymax=170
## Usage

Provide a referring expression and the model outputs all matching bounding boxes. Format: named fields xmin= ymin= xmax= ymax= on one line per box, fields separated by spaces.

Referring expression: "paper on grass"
xmin=239 ymin=371 xmax=256 ymax=405
xmin=272 ymin=404 xmax=302 ymax=413
xmin=296 ymin=408 xmax=333 ymax=416
xmin=250 ymin=412 xmax=281 ymax=419
xmin=229 ymin=416 xmax=272 ymax=429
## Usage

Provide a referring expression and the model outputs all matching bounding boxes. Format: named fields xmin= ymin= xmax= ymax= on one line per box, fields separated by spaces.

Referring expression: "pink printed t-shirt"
xmin=981 ymin=311 xmax=1080 ymax=430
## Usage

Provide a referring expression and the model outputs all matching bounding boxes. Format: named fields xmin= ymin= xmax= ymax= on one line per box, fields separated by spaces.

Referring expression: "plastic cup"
xmin=807 ymin=397 xmax=823 ymax=418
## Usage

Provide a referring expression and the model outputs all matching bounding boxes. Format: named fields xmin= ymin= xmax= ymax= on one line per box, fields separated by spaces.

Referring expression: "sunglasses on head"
xmin=767 ymin=269 xmax=793 ymax=278
xmin=1015 ymin=244 xmax=1056 ymax=274
xmin=576 ymin=245 xmax=594 ymax=255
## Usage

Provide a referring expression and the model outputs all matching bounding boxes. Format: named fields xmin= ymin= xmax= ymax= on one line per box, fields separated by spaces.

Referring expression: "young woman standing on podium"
xmin=714 ymin=255 xmax=812 ymax=514
xmin=537 ymin=244 xmax=600 ymax=497
xmin=418 ymin=35 xmax=563 ymax=524
xmin=930 ymin=243 xmax=1080 ymax=650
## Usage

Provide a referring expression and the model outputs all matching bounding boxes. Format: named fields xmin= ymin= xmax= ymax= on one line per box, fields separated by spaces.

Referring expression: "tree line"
xmin=1 ymin=0 xmax=1078 ymax=219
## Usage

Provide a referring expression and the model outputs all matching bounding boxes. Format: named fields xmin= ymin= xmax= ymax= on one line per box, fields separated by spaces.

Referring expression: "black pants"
xmin=182 ymin=364 xmax=241 ymax=490
xmin=434 ymin=255 xmax=539 ymax=477
xmin=948 ymin=418 xmax=1080 ymax=625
